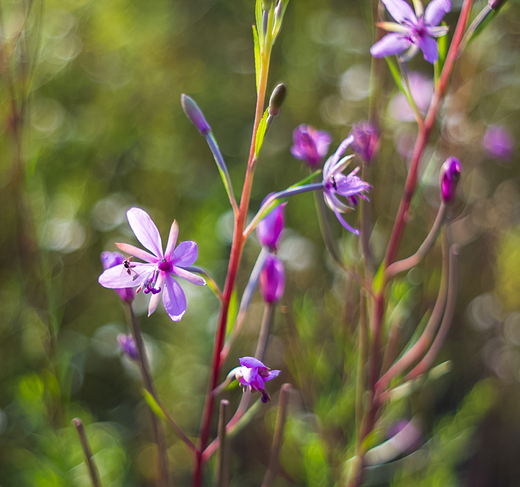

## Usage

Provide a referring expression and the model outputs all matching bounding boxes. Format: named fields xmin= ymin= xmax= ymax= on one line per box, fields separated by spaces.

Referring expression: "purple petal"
xmin=290 ymin=145 xmax=305 ymax=160
xmin=260 ymin=254 xmax=286 ymax=303
xmin=418 ymin=34 xmax=439 ymax=63
xmin=148 ymin=272 xmax=166 ymax=316
xmin=331 ymin=204 xmax=360 ymax=236
xmin=172 ymin=241 xmax=198 ymax=267
xmin=100 ymin=251 xmax=124 ymax=269
xmin=162 ymin=275 xmax=187 ymax=321
xmin=323 ymin=135 xmax=354 ymax=179
xmin=252 ymin=375 xmax=265 ymax=391
xmin=370 ymin=33 xmax=412 ymax=58
xmin=239 ymin=356 xmax=267 ymax=369
xmin=381 ymin=0 xmax=417 ymax=24
xmin=424 ymin=0 xmax=451 ymax=26
xmin=315 ymin=131 xmax=333 ymax=159
xmin=115 ymin=242 xmax=156 ymax=263
xmin=164 ymin=220 xmax=179 ymax=259
xmin=265 ymin=369 xmax=281 ymax=381
xmin=99 ymin=263 xmax=152 ymax=288
xmin=172 ymin=266 xmax=207 ymax=286
xmin=127 ymin=208 xmax=163 ymax=259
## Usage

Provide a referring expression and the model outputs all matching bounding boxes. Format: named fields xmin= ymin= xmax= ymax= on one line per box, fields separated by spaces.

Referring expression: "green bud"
xmin=268 ymin=83 xmax=287 ymax=117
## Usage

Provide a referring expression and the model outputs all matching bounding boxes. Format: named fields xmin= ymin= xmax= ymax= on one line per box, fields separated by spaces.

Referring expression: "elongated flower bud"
xmin=440 ymin=157 xmax=462 ymax=204
xmin=100 ymin=251 xmax=135 ymax=303
xmin=268 ymin=83 xmax=287 ymax=117
xmin=117 ymin=334 xmax=139 ymax=361
xmin=489 ymin=0 xmax=506 ymax=10
xmin=257 ymin=195 xmax=286 ymax=251
xmin=181 ymin=94 xmax=211 ymax=135
xmin=260 ymin=254 xmax=285 ymax=303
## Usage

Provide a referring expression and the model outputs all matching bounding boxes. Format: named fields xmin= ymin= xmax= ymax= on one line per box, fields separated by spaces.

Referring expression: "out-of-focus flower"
xmin=235 ymin=356 xmax=280 ymax=403
xmin=100 ymin=251 xmax=135 ymax=303
xmin=440 ymin=156 xmax=461 ymax=204
xmin=349 ymin=121 xmax=380 ymax=164
xmin=117 ymin=334 xmax=139 ymax=361
xmin=482 ymin=125 xmax=514 ymax=161
xmin=257 ymin=195 xmax=286 ymax=251
xmin=291 ymin=124 xmax=332 ymax=169
xmin=181 ymin=94 xmax=211 ymax=135
xmin=322 ymin=136 xmax=372 ymax=235
xmin=99 ymin=208 xmax=206 ymax=322
xmin=260 ymin=254 xmax=285 ymax=303
xmin=389 ymin=72 xmax=433 ymax=122
xmin=370 ymin=0 xmax=451 ymax=64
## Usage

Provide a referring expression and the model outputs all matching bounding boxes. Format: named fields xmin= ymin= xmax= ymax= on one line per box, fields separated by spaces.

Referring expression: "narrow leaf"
xmin=226 ymin=288 xmax=238 ymax=337
xmin=253 ymin=26 xmax=261 ymax=94
xmin=142 ymin=389 xmax=167 ymax=421
xmin=254 ymin=108 xmax=269 ymax=157
xmin=385 ymin=58 xmax=416 ymax=115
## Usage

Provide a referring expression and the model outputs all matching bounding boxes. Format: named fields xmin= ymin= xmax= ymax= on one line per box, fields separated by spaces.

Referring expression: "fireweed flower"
xmin=370 ymin=0 xmax=451 ymax=64
xmin=98 ymin=208 xmax=206 ymax=321
xmin=256 ymin=195 xmax=286 ymax=251
xmin=482 ymin=125 xmax=514 ymax=161
xmin=117 ymin=334 xmax=139 ymax=361
xmin=440 ymin=156 xmax=461 ymax=204
xmin=290 ymin=124 xmax=332 ymax=169
xmin=260 ymin=254 xmax=285 ymax=303
xmin=235 ymin=356 xmax=281 ymax=403
xmin=322 ymin=136 xmax=372 ymax=235
xmin=349 ymin=121 xmax=380 ymax=164
xmin=100 ymin=251 xmax=135 ymax=303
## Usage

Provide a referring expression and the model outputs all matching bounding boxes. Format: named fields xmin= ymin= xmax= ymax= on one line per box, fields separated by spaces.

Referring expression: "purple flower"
xmin=100 ymin=251 xmax=135 ymax=303
xmin=117 ymin=334 xmax=139 ymax=361
xmin=260 ymin=254 xmax=285 ymax=303
xmin=256 ymin=195 xmax=286 ymax=251
xmin=482 ymin=125 xmax=514 ymax=161
xmin=322 ymin=136 xmax=372 ymax=235
xmin=290 ymin=124 xmax=332 ymax=169
xmin=349 ymin=121 xmax=380 ymax=164
xmin=370 ymin=0 xmax=451 ymax=64
xmin=440 ymin=156 xmax=461 ymax=204
xmin=98 ymin=208 xmax=206 ymax=322
xmin=235 ymin=356 xmax=281 ymax=403
xmin=389 ymin=72 xmax=433 ymax=122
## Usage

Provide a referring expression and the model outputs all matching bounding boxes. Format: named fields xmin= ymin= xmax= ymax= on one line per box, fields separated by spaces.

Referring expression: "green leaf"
xmin=385 ymin=58 xmax=419 ymax=119
xmin=226 ymin=288 xmax=238 ymax=337
xmin=254 ymin=108 xmax=269 ymax=157
xmin=373 ymin=262 xmax=385 ymax=295
xmin=437 ymin=22 xmax=448 ymax=72
xmin=142 ymin=389 xmax=166 ymax=421
xmin=252 ymin=25 xmax=261 ymax=94
xmin=255 ymin=0 xmax=263 ymax=43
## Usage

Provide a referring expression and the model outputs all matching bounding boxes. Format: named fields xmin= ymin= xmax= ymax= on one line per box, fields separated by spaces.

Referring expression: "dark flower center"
xmin=158 ymin=260 xmax=172 ymax=272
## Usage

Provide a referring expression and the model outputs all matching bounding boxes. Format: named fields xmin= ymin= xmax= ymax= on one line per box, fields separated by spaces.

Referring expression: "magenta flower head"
xmin=98 ymin=208 xmax=206 ymax=321
xmin=117 ymin=334 xmax=139 ymax=361
xmin=260 ymin=254 xmax=285 ymax=303
xmin=256 ymin=195 xmax=286 ymax=251
xmin=100 ymin=251 xmax=135 ymax=303
xmin=370 ymin=0 xmax=451 ymax=64
xmin=290 ymin=124 xmax=333 ymax=169
xmin=349 ymin=121 xmax=380 ymax=164
xmin=322 ymin=136 xmax=372 ymax=235
xmin=235 ymin=356 xmax=281 ymax=403
xmin=440 ymin=156 xmax=461 ymax=204
xmin=482 ymin=125 xmax=514 ymax=161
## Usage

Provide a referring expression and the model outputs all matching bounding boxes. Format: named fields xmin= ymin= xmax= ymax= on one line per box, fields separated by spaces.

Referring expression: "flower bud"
xmin=257 ymin=195 xmax=286 ymax=251
xmin=260 ymin=254 xmax=285 ymax=303
xmin=100 ymin=251 xmax=135 ymax=303
xmin=290 ymin=124 xmax=332 ymax=169
xmin=181 ymin=94 xmax=211 ymax=135
xmin=268 ymin=83 xmax=287 ymax=117
xmin=349 ymin=121 xmax=380 ymax=164
xmin=440 ymin=157 xmax=461 ymax=204
xmin=488 ymin=0 xmax=506 ymax=10
xmin=117 ymin=334 xmax=139 ymax=361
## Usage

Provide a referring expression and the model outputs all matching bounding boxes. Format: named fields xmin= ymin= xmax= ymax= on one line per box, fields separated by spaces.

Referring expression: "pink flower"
xmin=100 ymin=251 xmax=135 ymax=303
xmin=256 ymin=195 xmax=286 ymax=251
xmin=291 ymin=124 xmax=332 ymax=169
xmin=98 ymin=208 xmax=206 ymax=321
xmin=260 ymin=254 xmax=285 ymax=303
xmin=236 ymin=357 xmax=281 ymax=403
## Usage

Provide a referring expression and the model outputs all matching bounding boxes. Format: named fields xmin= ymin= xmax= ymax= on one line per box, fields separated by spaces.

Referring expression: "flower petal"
xmin=172 ymin=266 xmax=207 ymax=286
xmin=331 ymin=204 xmax=360 ymax=235
xmin=424 ymin=0 xmax=451 ymax=26
xmin=239 ymin=356 xmax=267 ymax=369
xmin=418 ymin=34 xmax=439 ymax=63
xmin=323 ymin=135 xmax=354 ymax=179
xmin=115 ymin=243 xmax=157 ymax=263
xmin=265 ymin=369 xmax=281 ymax=381
xmin=426 ymin=25 xmax=449 ymax=37
xmin=381 ymin=0 xmax=417 ymax=24
xmin=315 ymin=130 xmax=333 ymax=159
xmin=148 ymin=272 xmax=166 ymax=316
xmin=127 ymin=208 xmax=163 ymax=258
xmin=99 ymin=263 xmax=152 ymax=289
xmin=376 ymin=21 xmax=410 ymax=33
xmin=172 ymin=241 xmax=198 ymax=267
xmin=163 ymin=275 xmax=187 ymax=321
xmin=370 ymin=33 xmax=412 ymax=58
xmin=164 ymin=220 xmax=179 ymax=259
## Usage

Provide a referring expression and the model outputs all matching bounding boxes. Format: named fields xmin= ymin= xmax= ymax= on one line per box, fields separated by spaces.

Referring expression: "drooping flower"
xmin=349 ymin=121 xmax=380 ymax=164
xmin=322 ymin=136 xmax=372 ymax=235
xmin=100 ymin=251 xmax=135 ymax=303
xmin=370 ymin=0 xmax=451 ymax=64
xmin=260 ymin=254 xmax=285 ymax=303
xmin=98 ymin=208 xmax=206 ymax=322
xmin=256 ymin=195 xmax=286 ymax=251
xmin=439 ymin=156 xmax=461 ymax=204
xmin=482 ymin=125 xmax=514 ymax=161
xmin=291 ymin=124 xmax=332 ymax=169
xmin=117 ymin=334 xmax=139 ymax=361
xmin=235 ymin=356 xmax=281 ymax=403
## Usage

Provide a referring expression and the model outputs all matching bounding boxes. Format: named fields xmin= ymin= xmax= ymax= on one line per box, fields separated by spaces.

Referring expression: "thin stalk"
xmin=215 ymin=400 xmax=230 ymax=487
xmin=255 ymin=302 xmax=274 ymax=361
xmin=72 ymin=418 xmax=102 ymax=487
xmin=360 ymin=164 xmax=374 ymax=281
xmin=355 ymin=292 xmax=368 ymax=455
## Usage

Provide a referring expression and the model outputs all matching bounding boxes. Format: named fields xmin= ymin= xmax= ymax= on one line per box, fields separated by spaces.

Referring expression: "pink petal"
xmin=418 ymin=34 xmax=439 ymax=63
xmin=98 ymin=263 xmax=152 ymax=289
xmin=148 ymin=272 xmax=166 ymax=316
xmin=127 ymin=208 xmax=163 ymax=258
xmin=172 ymin=241 xmax=198 ymax=267
xmin=115 ymin=243 xmax=156 ymax=263
xmin=164 ymin=220 xmax=179 ymax=259
xmin=381 ymin=0 xmax=417 ymax=24
xmin=172 ymin=266 xmax=206 ymax=286
xmin=424 ymin=0 xmax=451 ymax=26
xmin=163 ymin=275 xmax=187 ymax=321
xmin=239 ymin=356 xmax=267 ymax=368
xmin=265 ymin=370 xmax=281 ymax=381
xmin=370 ymin=33 xmax=411 ymax=58
xmin=331 ymin=204 xmax=360 ymax=236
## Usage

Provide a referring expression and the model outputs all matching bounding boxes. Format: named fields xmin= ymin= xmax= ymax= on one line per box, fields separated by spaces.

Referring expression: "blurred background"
xmin=1 ymin=0 xmax=520 ymax=485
